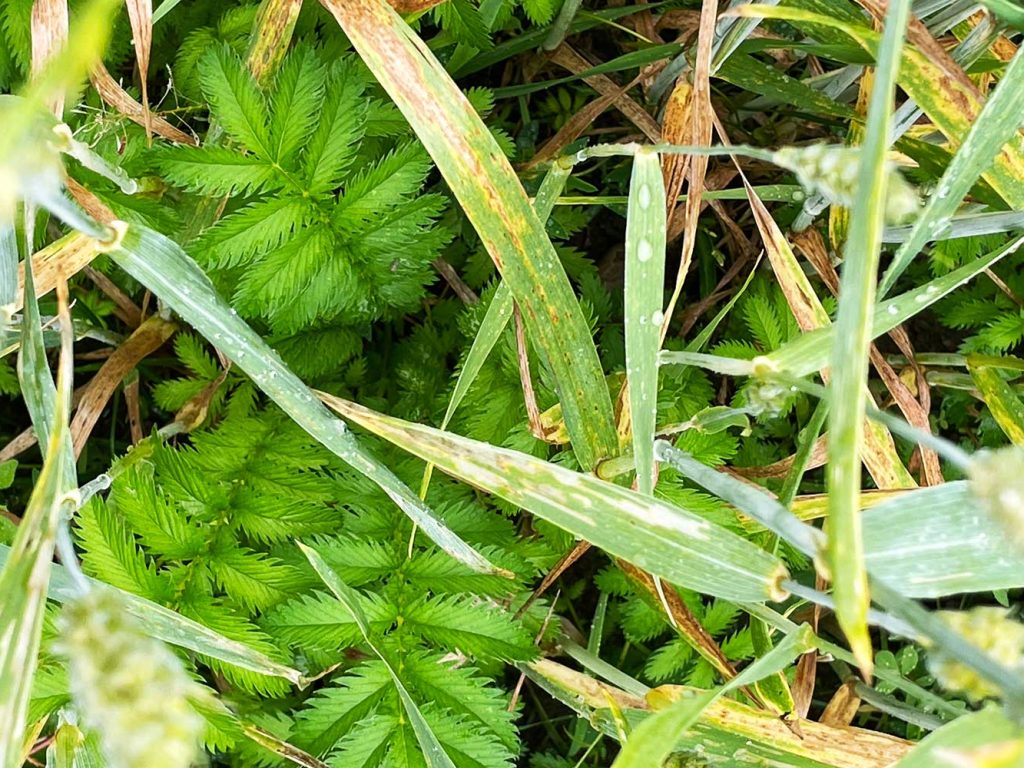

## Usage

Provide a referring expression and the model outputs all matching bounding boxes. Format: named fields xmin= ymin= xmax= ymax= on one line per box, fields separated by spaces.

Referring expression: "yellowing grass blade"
xmin=968 ymin=361 xmax=1024 ymax=446
xmin=732 ymin=3 xmax=1024 ymax=209
xmin=320 ymin=394 xmax=790 ymax=603
xmin=528 ymin=657 xmax=913 ymax=767
xmin=107 ymin=223 xmax=504 ymax=577
xmin=825 ymin=0 xmax=912 ymax=677
xmin=317 ymin=0 xmax=617 ymax=470
xmin=611 ymin=625 xmax=816 ymax=768
xmin=624 ymin=148 xmax=666 ymax=495
xmin=880 ymin=47 xmax=1024 ymax=294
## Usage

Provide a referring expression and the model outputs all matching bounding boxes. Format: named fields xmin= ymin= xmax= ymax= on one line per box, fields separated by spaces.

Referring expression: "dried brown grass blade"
xmin=27 ymin=10 xmax=64 ymax=113
xmin=124 ymin=0 xmax=152 ymax=140
xmin=525 ymin=73 xmax=646 ymax=170
xmin=660 ymin=0 xmax=716 ymax=341
xmin=84 ymin=265 xmax=143 ymax=327
xmin=30 ymin=0 xmax=69 ymax=116
xmin=733 ymin=436 xmax=828 ymax=480
xmin=660 ymin=79 xmax=692 ymax=226
xmin=123 ymin=373 xmax=144 ymax=443
xmin=69 ymin=315 xmax=177 ymax=456
xmin=819 ymin=680 xmax=862 ymax=727
xmin=548 ymin=44 xmax=661 ymax=142
xmin=14 ymin=235 xmax=102 ymax=315
xmin=618 ymin=560 xmax=740 ymax=684
xmin=89 ymin=64 xmax=197 ymax=145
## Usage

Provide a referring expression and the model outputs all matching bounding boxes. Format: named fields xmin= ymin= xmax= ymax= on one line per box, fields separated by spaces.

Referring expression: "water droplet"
xmin=651 ymin=310 xmax=664 ymax=325
xmin=637 ymin=240 xmax=653 ymax=262
xmin=887 ymin=305 xmax=899 ymax=315
xmin=637 ymin=184 xmax=651 ymax=209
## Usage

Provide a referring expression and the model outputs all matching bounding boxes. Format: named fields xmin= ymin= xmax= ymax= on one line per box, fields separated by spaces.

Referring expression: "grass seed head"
xmin=56 ymin=588 xmax=205 ymax=768
xmin=927 ymin=607 xmax=1024 ymax=701
xmin=773 ymin=144 xmax=920 ymax=225
xmin=969 ymin=446 xmax=1024 ymax=551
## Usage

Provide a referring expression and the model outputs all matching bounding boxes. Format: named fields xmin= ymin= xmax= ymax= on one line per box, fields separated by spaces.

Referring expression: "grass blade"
xmin=318 ymin=0 xmax=618 ymax=469
xmin=742 ymin=180 xmax=913 ymax=489
xmin=624 ymin=148 xmax=666 ymax=495
xmin=769 ymin=234 xmax=1024 ymax=377
xmin=528 ymin=657 xmax=912 ymax=766
xmin=437 ymin=159 xmax=572 ymax=434
xmin=106 ymin=222 xmax=504 ymax=577
xmin=826 ymin=0 xmax=911 ymax=675
xmin=733 ymin=3 xmax=1024 ymax=209
xmin=655 ymin=441 xmax=823 ymax=560
xmin=0 ymin=218 xmax=14 ymax=326
xmin=0 ymin=259 xmax=74 ymax=767
xmin=880 ymin=47 xmax=1024 ymax=294
xmin=320 ymin=395 xmax=790 ymax=603
xmin=300 ymin=544 xmax=457 ymax=768
xmin=968 ymin=360 xmax=1024 ymax=445
xmin=894 ymin=708 xmax=1021 ymax=767
xmin=611 ymin=625 xmax=815 ymax=768
xmin=862 ymin=482 xmax=1024 ymax=598
xmin=0 ymin=429 xmax=70 ymax=768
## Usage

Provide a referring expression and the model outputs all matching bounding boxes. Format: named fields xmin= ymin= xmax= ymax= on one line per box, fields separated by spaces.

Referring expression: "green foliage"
xmin=160 ymin=44 xmax=450 ymax=375
xmin=6 ymin=0 xmax=1024 ymax=764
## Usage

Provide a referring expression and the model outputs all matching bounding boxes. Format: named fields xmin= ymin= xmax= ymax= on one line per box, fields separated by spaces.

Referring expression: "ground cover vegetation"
xmin=2 ymin=0 xmax=1024 ymax=765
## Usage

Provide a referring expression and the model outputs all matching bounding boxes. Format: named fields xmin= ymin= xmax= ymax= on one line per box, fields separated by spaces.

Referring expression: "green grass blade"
xmin=1 ymin=259 xmax=73 ymax=765
xmin=769 ymin=234 xmax=1024 ymax=376
xmin=894 ymin=708 xmax=1021 ymax=767
xmin=0 ymin=543 xmax=304 ymax=683
xmin=0 ymin=218 xmax=14 ymax=326
xmin=824 ymin=0 xmax=911 ymax=674
xmin=318 ymin=0 xmax=618 ymax=469
xmin=0 ymin=430 xmax=70 ymax=768
xmin=320 ymin=396 xmax=790 ymax=603
xmin=862 ymin=482 xmax=1024 ymax=598
xmin=968 ymin=361 xmax=1024 ymax=445
xmin=657 ymin=439 xmax=1022 ymax=598
xmin=625 ymin=148 xmax=666 ymax=495
xmin=300 ymin=544 xmax=458 ymax=768
xmin=438 ymin=160 xmax=573 ymax=432
xmin=107 ymin=222 xmax=504 ymax=577
xmin=979 ymin=0 xmax=1024 ymax=30
xmin=735 ymin=3 xmax=1024 ymax=208
xmin=1 ymin=239 xmax=78 ymax=767
xmin=880 ymin=47 xmax=1024 ymax=294
xmin=654 ymin=441 xmax=823 ymax=559
xmin=610 ymin=625 xmax=815 ymax=768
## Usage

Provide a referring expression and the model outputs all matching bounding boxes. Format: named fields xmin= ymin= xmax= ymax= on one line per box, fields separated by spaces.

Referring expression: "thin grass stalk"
xmin=300 ymin=544 xmax=458 ymax=768
xmin=419 ymin=158 xmax=573 ymax=495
